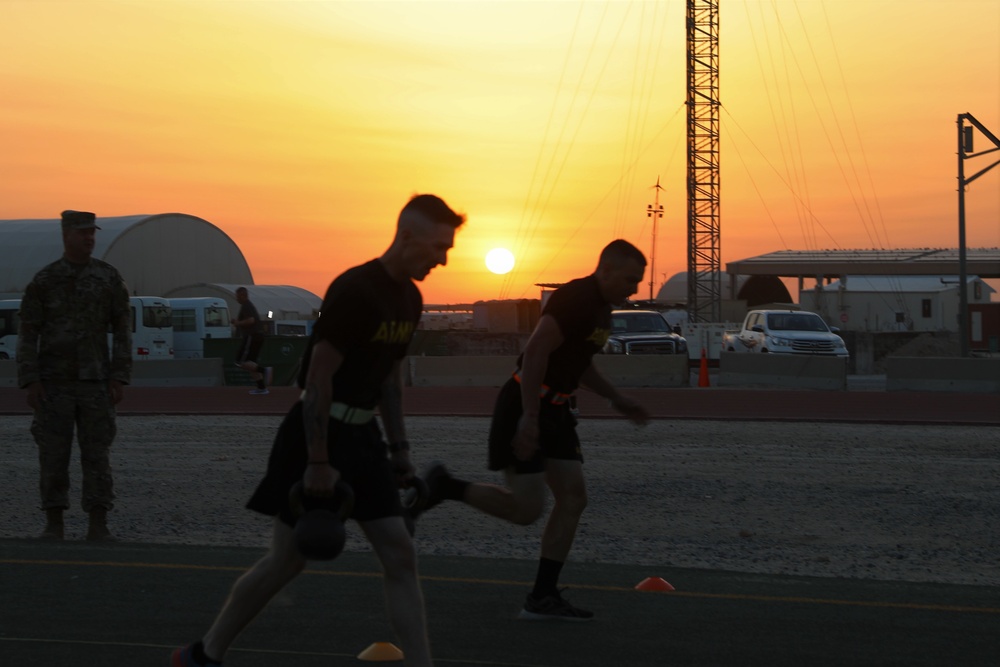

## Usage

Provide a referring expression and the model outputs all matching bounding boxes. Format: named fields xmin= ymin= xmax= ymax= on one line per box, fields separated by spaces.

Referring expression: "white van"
xmin=169 ymin=297 xmax=232 ymax=359
xmin=124 ymin=296 xmax=174 ymax=359
xmin=0 ymin=299 xmax=20 ymax=360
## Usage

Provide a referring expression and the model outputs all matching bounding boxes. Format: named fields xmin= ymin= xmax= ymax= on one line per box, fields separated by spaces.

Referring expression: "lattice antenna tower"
xmin=686 ymin=0 xmax=722 ymax=322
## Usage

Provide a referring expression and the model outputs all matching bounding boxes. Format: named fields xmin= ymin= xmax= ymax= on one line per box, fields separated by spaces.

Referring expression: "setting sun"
xmin=485 ymin=248 xmax=515 ymax=275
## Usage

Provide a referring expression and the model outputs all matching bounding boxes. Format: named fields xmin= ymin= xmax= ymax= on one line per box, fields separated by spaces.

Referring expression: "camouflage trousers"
xmin=30 ymin=381 xmax=117 ymax=513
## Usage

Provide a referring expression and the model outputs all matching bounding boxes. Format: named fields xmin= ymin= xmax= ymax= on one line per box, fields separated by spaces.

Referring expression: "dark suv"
xmin=603 ymin=310 xmax=688 ymax=355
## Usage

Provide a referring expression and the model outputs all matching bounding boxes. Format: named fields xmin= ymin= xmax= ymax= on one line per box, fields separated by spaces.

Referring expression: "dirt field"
xmin=1 ymin=414 xmax=997 ymax=587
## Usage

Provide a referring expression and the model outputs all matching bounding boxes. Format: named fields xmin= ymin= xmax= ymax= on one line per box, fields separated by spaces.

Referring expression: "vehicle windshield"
xmin=143 ymin=306 xmax=173 ymax=329
xmin=766 ymin=313 xmax=830 ymax=332
xmin=611 ymin=312 xmax=671 ymax=334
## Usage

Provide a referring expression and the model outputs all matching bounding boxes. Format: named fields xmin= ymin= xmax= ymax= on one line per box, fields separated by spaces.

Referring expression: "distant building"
xmin=0 ymin=213 xmax=252 ymax=298
xmin=0 ymin=213 xmax=321 ymax=330
xmin=473 ymin=299 xmax=540 ymax=333
xmin=799 ymin=275 xmax=995 ymax=332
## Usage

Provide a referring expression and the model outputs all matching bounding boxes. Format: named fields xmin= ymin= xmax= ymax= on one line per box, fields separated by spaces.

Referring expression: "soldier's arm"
xmin=109 ymin=276 xmax=132 ymax=385
xmin=16 ymin=283 xmax=43 ymax=389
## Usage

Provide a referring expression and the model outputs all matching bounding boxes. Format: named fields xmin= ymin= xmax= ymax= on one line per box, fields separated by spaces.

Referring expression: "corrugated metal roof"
xmin=726 ymin=248 xmax=1000 ymax=278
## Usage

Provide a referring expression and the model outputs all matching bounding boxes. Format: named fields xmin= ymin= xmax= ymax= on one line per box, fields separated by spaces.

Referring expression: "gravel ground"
xmin=1 ymin=415 xmax=997 ymax=587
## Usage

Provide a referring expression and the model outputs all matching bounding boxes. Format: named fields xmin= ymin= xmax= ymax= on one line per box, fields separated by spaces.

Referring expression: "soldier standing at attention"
xmin=17 ymin=210 xmax=132 ymax=541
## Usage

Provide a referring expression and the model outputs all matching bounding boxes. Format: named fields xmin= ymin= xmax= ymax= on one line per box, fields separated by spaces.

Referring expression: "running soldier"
xmin=172 ymin=194 xmax=466 ymax=667
xmin=17 ymin=209 xmax=132 ymax=541
xmin=420 ymin=239 xmax=651 ymax=621
xmin=231 ymin=286 xmax=270 ymax=395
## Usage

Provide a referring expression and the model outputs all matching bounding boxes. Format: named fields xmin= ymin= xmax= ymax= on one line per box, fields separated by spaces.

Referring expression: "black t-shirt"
xmin=238 ymin=300 xmax=264 ymax=336
xmin=523 ymin=274 xmax=611 ymax=394
xmin=297 ymin=259 xmax=422 ymax=408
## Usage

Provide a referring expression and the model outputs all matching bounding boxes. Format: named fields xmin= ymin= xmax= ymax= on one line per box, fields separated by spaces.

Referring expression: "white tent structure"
xmin=0 ymin=213 xmax=253 ymax=298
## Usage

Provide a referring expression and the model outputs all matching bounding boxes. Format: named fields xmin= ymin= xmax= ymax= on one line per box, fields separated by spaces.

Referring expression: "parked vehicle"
xmin=169 ymin=297 xmax=232 ymax=359
xmin=722 ymin=309 xmax=848 ymax=357
xmin=0 ymin=299 xmax=20 ymax=360
xmin=1 ymin=296 xmax=173 ymax=361
xmin=603 ymin=309 xmax=688 ymax=355
xmin=122 ymin=296 xmax=174 ymax=359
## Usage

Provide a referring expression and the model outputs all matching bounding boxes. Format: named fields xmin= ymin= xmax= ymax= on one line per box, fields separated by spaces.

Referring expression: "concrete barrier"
xmin=130 ymin=358 xmax=225 ymax=387
xmin=886 ymin=357 xmax=1000 ymax=393
xmin=0 ymin=358 xmax=225 ymax=388
xmin=590 ymin=354 xmax=690 ymax=387
xmin=405 ymin=355 xmax=690 ymax=388
xmin=718 ymin=353 xmax=848 ymax=390
xmin=406 ymin=356 xmax=515 ymax=387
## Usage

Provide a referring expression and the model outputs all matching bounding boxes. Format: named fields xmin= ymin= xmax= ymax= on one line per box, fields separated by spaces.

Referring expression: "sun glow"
xmin=485 ymin=247 xmax=515 ymax=275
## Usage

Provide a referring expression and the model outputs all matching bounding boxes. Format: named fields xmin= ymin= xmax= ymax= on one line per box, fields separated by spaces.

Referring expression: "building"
xmin=0 ymin=213 xmax=252 ymax=298
xmin=0 ymin=213 xmax=320 ymax=329
xmin=799 ymin=275 xmax=995 ymax=332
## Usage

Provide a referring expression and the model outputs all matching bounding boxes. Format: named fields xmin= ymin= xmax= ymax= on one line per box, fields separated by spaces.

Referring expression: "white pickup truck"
xmin=721 ymin=309 xmax=849 ymax=357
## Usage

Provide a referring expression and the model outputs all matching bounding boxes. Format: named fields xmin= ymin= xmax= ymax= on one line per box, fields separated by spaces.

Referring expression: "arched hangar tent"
xmin=164 ymin=283 xmax=321 ymax=322
xmin=0 ymin=213 xmax=253 ymax=298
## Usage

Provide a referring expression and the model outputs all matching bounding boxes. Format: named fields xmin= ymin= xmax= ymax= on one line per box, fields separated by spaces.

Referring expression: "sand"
xmin=1 ymin=414 xmax=997 ymax=587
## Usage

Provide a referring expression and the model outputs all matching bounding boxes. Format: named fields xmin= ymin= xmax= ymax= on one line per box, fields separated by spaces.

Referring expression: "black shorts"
xmin=246 ymin=402 xmax=404 ymax=525
xmin=237 ymin=333 xmax=264 ymax=364
xmin=487 ymin=377 xmax=582 ymax=474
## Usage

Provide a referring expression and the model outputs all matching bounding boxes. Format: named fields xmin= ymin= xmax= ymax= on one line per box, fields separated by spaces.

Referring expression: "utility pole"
xmin=686 ymin=0 xmax=721 ymax=323
xmin=647 ymin=177 xmax=664 ymax=301
xmin=956 ymin=113 xmax=1000 ymax=357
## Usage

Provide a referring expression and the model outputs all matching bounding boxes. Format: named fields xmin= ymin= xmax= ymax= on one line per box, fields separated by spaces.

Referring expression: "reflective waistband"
xmin=299 ymin=392 xmax=376 ymax=424
xmin=512 ymin=371 xmax=572 ymax=405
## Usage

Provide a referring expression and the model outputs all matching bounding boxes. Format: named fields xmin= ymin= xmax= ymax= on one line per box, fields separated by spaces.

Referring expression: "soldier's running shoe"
xmin=518 ymin=589 xmax=594 ymax=622
xmin=419 ymin=461 xmax=452 ymax=511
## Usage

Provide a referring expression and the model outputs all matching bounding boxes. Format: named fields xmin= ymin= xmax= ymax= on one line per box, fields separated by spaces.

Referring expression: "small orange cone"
xmin=357 ymin=641 xmax=404 ymax=662
xmin=698 ymin=348 xmax=710 ymax=387
xmin=635 ymin=576 xmax=675 ymax=592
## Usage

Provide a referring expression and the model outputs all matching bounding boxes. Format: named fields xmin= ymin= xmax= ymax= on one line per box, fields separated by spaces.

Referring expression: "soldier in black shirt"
xmin=232 ymin=287 xmax=270 ymax=394
xmin=172 ymin=194 xmax=466 ymax=667
xmin=421 ymin=240 xmax=650 ymax=621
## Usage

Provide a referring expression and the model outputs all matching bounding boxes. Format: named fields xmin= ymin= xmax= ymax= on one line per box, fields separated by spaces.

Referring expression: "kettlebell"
xmin=401 ymin=476 xmax=430 ymax=537
xmin=288 ymin=479 xmax=354 ymax=561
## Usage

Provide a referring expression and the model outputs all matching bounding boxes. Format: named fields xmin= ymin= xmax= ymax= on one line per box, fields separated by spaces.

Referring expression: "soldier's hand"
xmin=611 ymin=395 xmax=649 ymax=426
xmin=26 ymin=382 xmax=45 ymax=411
xmin=109 ymin=380 xmax=125 ymax=405
xmin=512 ymin=416 xmax=540 ymax=461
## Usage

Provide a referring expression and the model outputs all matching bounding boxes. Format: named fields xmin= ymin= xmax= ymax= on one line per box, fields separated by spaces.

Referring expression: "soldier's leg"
xmin=76 ymin=381 xmax=117 ymax=539
xmin=30 ymin=383 xmax=76 ymax=511
xmin=30 ymin=383 xmax=76 ymax=539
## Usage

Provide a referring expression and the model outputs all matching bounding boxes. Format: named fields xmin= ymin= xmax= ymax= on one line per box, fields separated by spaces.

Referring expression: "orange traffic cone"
xmin=357 ymin=642 xmax=404 ymax=662
xmin=698 ymin=348 xmax=710 ymax=387
xmin=635 ymin=576 xmax=676 ymax=592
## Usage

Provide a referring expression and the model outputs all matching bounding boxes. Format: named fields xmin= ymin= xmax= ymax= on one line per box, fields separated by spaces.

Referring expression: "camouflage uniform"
xmin=17 ymin=257 xmax=132 ymax=513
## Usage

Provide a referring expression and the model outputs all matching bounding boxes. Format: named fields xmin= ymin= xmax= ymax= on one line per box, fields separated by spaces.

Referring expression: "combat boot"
xmin=86 ymin=507 xmax=115 ymax=542
xmin=40 ymin=508 xmax=64 ymax=540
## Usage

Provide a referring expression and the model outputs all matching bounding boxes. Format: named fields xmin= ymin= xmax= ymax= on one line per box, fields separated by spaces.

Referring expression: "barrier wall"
xmin=718 ymin=353 xmax=848 ymax=390
xmin=405 ymin=355 xmax=690 ymax=388
xmin=130 ymin=358 xmax=225 ymax=387
xmin=886 ymin=357 xmax=1000 ymax=393
xmin=0 ymin=359 xmax=224 ymax=388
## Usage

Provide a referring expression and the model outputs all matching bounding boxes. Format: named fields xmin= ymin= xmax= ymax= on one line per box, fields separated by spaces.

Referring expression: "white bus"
xmin=169 ymin=297 xmax=232 ymax=359
xmin=0 ymin=299 xmax=20 ymax=360
xmin=2 ymin=296 xmax=173 ymax=361
xmin=123 ymin=296 xmax=174 ymax=359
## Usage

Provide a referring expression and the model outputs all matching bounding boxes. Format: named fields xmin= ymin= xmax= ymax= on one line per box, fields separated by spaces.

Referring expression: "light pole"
xmin=647 ymin=177 xmax=664 ymax=301
xmin=956 ymin=113 xmax=1000 ymax=357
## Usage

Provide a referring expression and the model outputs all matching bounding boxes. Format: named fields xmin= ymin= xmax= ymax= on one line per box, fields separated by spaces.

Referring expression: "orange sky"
xmin=1 ymin=0 xmax=998 ymax=304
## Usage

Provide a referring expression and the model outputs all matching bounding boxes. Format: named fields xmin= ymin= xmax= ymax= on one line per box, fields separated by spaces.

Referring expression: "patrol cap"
xmin=61 ymin=210 xmax=100 ymax=231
